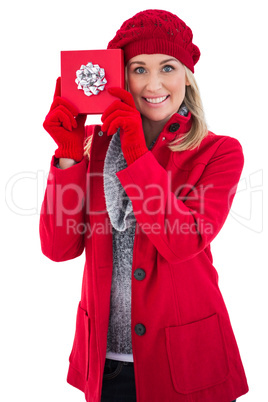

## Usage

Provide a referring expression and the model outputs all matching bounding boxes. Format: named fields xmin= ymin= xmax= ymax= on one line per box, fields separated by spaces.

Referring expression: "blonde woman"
xmin=40 ymin=9 xmax=249 ymax=402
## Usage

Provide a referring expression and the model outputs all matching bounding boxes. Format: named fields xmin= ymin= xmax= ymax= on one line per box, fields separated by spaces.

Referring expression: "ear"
xmin=184 ymin=67 xmax=191 ymax=86
xmin=185 ymin=74 xmax=191 ymax=87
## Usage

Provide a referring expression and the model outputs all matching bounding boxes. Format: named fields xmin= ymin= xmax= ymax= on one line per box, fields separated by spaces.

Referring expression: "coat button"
xmin=134 ymin=268 xmax=146 ymax=281
xmin=135 ymin=324 xmax=146 ymax=336
xmin=169 ymin=123 xmax=180 ymax=132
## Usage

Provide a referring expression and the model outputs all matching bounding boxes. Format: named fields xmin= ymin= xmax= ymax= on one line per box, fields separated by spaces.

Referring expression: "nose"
xmin=145 ymin=73 xmax=162 ymax=92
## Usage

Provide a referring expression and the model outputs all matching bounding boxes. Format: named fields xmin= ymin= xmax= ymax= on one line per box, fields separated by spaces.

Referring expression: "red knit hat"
xmin=107 ymin=9 xmax=200 ymax=73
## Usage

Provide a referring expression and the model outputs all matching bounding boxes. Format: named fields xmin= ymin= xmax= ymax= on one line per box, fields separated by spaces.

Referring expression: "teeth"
xmin=145 ymin=96 xmax=168 ymax=104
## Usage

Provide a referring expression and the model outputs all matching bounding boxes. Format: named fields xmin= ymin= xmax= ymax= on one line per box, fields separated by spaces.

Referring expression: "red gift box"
xmin=61 ymin=49 xmax=124 ymax=114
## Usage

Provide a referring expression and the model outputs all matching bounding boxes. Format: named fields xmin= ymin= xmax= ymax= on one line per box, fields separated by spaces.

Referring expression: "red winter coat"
xmin=40 ymin=111 xmax=249 ymax=402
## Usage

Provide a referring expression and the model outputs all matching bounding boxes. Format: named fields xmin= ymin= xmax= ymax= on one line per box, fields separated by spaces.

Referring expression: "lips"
xmin=143 ymin=95 xmax=169 ymax=104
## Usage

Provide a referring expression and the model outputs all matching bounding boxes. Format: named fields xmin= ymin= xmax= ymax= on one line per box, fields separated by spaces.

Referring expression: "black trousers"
xmin=101 ymin=358 xmax=237 ymax=402
xmin=101 ymin=359 xmax=136 ymax=402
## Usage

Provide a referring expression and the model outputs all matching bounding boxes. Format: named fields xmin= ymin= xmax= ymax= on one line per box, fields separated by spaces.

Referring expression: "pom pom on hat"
xmin=107 ymin=9 xmax=200 ymax=73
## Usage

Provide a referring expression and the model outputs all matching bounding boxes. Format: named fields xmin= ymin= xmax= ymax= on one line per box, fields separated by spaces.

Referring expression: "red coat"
xmin=40 ymin=111 xmax=249 ymax=402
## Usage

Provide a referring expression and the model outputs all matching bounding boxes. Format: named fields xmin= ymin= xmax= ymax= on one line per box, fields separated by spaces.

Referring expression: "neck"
xmin=142 ymin=116 xmax=169 ymax=148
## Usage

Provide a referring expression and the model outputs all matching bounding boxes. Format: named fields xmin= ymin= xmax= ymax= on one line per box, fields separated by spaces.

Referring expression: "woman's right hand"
xmin=43 ymin=77 xmax=87 ymax=162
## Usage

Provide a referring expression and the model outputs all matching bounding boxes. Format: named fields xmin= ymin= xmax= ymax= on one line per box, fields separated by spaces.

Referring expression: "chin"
xmin=143 ymin=112 xmax=173 ymax=123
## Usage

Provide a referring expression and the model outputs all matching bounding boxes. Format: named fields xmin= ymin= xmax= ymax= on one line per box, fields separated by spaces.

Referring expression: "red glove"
xmin=101 ymin=87 xmax=149 ymax=165
xmin=43 ymin=77 xmax=87 ymax=162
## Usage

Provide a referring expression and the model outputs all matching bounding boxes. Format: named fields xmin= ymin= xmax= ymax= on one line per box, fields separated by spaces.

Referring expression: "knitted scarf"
xmin=103 ymin=106 xmax=189 ymax=357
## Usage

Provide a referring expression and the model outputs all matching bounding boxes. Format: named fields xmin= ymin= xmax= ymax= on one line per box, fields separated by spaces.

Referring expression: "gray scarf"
xmin=104 ymin=105 xmax=189 ymax=356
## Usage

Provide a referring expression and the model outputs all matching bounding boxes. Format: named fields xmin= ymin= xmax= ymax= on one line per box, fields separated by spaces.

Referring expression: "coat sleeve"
xmin=116 ymin=136 xmax=244 ymax=263
xmin=39 ymin=155 xmax=88 ymax=262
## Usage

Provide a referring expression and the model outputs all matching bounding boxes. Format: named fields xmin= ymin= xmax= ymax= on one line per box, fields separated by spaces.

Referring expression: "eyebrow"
xmin=128 ymin=58 xmax=179 ymax=66
xmin=160 ymin=58 xmax=179 ymax=65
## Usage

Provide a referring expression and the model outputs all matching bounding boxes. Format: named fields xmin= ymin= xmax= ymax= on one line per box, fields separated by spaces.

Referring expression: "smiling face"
xmin=126 ymin=54 xmax=190 ymax=126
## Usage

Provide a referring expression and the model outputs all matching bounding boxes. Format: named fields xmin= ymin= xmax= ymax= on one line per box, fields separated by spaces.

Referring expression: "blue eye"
xmin=135 ymin=67 xmax=146 ymax=74
xmin=163 ymin=65 xmax=174 ymax=72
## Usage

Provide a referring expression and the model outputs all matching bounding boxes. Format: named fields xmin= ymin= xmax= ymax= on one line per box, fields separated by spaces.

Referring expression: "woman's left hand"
xmin=101 ymin=87 xmax=149 ymax=165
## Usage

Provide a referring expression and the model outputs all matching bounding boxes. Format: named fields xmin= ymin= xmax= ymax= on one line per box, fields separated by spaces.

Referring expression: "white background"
xmin=1 ymin=0 xmax=267 ymax=400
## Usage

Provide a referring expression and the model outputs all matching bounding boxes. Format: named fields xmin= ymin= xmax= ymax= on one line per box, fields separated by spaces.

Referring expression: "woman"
xmin=40 ymin=9 xmax=249 ymax=402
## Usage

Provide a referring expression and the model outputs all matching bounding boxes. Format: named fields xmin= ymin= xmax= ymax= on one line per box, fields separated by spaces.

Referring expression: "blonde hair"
xmin=84 ymin=64 xmax=208 ymax=158
xmin=168 ymin=66 xmax=208 ymax=152
xmin=84 ymin=134 xmax=93 ymax=159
